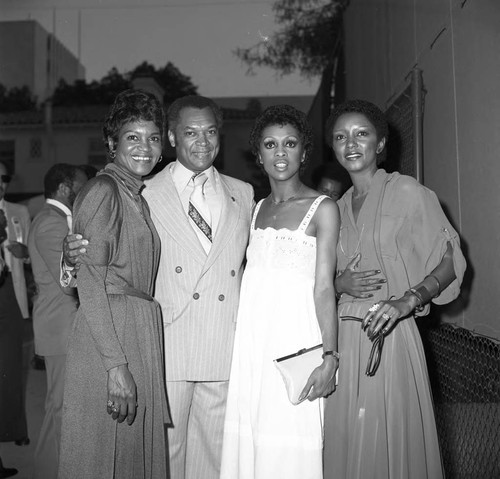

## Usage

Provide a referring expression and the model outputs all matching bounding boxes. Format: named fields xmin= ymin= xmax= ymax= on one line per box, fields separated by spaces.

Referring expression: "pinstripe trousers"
xmin=166 ymin=380 xmax=229 ymax=479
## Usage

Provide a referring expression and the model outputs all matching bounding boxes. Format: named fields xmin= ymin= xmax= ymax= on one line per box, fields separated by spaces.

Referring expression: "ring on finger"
xmin=111 ymin=405 xmax=120 ymax=413
xmin=107 ymin=399 xmax=114 ymax=408
xmin=381 ymin=312 xmax=391 ymax=321
xmin=369 ymin=303 xmax=381 ymax=313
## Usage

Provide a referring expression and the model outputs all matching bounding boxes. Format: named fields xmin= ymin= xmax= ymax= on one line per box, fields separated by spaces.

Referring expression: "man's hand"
xmin=63 ymin=233 xmax=88 ymax=267
xmin=6 ymin=241 xmax=29 ymax=259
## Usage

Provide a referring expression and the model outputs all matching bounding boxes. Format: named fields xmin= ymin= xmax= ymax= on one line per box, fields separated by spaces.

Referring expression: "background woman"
xmin=221 ymin=105 xmax=339 ymax=479
xmin=58 ymin=90 xmax=169 ymax=478
xmin=323 ymin=99 xmax=466 ymax=478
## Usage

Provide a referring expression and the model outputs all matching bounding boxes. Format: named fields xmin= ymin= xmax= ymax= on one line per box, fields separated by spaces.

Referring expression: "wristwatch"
xmin=322 ymin=350 xmax=340 ymax=360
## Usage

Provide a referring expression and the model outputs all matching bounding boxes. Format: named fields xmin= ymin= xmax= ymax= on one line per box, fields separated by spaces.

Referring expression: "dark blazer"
xmin=28 ymin=202 xmax=78 ymax=356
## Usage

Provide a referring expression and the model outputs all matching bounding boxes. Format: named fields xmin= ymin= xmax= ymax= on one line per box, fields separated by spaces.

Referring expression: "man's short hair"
xmin=167 ymin=95 xmax=223 ymax=133
xmin=44 ymin=164 xmax=80 ymax=199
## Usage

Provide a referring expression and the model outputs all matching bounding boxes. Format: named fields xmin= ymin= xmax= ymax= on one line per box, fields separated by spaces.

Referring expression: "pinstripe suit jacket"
xmin=2 ymin=200 xmax=30 ymax=318
xmin=144 ymin=166 xmax=254 ymax=381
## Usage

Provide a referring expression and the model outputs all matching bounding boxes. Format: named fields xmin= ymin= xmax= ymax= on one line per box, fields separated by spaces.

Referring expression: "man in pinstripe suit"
xmin=64 ymin=96 xmax=254 ymax=479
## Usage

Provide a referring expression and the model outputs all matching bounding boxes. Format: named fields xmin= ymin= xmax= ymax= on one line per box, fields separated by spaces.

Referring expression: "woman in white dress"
xmin=221 ymin=105 xmax=340 ymax=479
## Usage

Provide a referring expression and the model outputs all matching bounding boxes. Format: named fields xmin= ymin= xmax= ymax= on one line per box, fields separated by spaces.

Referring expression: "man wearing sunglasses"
xmin=0 ymin=161 xmax=31 ymax=452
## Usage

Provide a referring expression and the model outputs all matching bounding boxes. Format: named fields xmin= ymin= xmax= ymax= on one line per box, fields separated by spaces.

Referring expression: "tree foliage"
xmin=52 ymin=61 xmax=198 ymax=107
xmin=132 ymin=61 xmax=198 ymax=103
xmin=236 ymin=0 xmax=349 ymax=78
xmin=52 ymin=67 xmax=131 ymax=107
xmin=0 ymin=85 xmax=37 ymax=112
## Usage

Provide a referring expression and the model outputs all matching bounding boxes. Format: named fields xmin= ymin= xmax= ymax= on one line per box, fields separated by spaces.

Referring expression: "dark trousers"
xmin=0 ymin=274 xmax=28 ymax=441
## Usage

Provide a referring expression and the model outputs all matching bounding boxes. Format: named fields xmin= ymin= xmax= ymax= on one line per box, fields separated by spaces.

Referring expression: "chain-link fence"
xmin=421 ymin=323 xmax=500 ymax=479
xmin=384 ymin=84 xmax=415 ymax=176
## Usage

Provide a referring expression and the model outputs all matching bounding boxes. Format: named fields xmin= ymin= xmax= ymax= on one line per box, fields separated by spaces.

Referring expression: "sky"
xmin=1 ymin=0 xmax=320 ymax=98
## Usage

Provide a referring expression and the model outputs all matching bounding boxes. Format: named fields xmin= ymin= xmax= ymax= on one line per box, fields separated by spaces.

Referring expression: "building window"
xmin=88 ymin=138 xmax=107 ymax=168
xmin=0 ymin=140 xmax=15 ymax=173
xmin=30 ymin=138 xmax=42 ymax=159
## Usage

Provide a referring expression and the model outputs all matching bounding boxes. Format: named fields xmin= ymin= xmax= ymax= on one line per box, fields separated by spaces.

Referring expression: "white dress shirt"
xmin=46 ymin=198 xmax=73 ymax=233
xmin=170 ymin=160 xmax=222 ymax=238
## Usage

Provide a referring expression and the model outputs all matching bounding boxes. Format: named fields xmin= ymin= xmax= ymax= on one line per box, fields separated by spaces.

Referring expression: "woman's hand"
xmin=107 ymin=364 xmax=137 ymax=426
xmin=299 ymin=356 xmax=338 ymax=402
xmin=336 ymin=254 xmax=386 ymax=298
xmin=362 ymin=293 xmax=418 ymax=339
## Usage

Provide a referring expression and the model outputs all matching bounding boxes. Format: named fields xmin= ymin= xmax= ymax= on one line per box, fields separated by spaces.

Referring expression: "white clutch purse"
xmin=274 ymin=344 xmax=338 ymax=405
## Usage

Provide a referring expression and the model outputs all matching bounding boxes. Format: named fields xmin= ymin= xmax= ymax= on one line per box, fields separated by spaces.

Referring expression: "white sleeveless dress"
xmin=220 ymin=196 xmax=327 ymax=479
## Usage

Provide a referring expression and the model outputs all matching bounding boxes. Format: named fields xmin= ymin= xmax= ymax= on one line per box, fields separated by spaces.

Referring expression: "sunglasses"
xmin=1 ymin=175 xmax=11 ymax=183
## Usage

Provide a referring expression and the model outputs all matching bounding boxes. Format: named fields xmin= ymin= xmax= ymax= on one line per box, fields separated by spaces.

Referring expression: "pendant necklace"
xmin=339 ymin=223 xmax=365 ymax=260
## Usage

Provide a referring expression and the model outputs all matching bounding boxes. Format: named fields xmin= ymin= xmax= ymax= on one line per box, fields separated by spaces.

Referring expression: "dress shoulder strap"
xmin=251 ymin=199 xmax=265 ymax=230
xmin=298 ymin=195 xmax=328 ymax=233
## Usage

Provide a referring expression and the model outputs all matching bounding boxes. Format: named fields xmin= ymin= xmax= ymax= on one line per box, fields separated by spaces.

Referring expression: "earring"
xmin=109 ymin=150 xmax=116 ymax=159
xmin=158 ymin=155 xmax=163 ymax=163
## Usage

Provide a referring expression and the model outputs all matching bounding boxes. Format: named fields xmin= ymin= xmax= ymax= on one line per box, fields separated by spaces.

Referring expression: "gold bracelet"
xmin=428 ymin=274 xmax=441 ymax=297
xmin=407 ymin=288 xmax=425 ymax=312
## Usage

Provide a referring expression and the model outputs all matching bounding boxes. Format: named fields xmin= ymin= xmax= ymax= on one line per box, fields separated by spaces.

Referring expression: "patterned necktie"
xmin=188 ymin=173 xmax=212 ymax=252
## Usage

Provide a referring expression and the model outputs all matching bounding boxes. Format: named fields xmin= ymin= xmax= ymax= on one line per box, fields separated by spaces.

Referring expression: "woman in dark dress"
xmin=58 ymin=90 xmax=169 ymax=479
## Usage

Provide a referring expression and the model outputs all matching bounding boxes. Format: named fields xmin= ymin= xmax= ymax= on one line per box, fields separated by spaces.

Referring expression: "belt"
xmin=106 ymin=284 xmax=154 ymax=302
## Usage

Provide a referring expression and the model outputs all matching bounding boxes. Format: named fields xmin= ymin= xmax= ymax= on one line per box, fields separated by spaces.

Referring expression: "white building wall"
xmin=0 ymin=20 xmax=85 ymax=103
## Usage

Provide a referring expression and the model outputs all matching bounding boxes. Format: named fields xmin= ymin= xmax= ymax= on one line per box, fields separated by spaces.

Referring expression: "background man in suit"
xmin=28 ymin=164 xmax=88 ymax=479
xmin=0 ymin=161 xmax=31 ymax=448
xmin=63 ymin=96 xmax=254 ymax=479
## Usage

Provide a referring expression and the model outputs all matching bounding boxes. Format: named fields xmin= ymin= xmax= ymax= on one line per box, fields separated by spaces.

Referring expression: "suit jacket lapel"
xmin=145 ymin=168 xmax=207 ymax=265
xmin=46 ymin=203 xmax=68 ymax=220
xmin=202 ymin=175 xmax=241 ymax=273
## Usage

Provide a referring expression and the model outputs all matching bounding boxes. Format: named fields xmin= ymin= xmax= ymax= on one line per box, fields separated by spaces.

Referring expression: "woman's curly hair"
xmin=324 ymin=99 xmax=389 ymax=164
xmin=249 ymin=104 xmax=314 ymax=171
xmin=103 ymin=89 xmax=165 ymax=158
